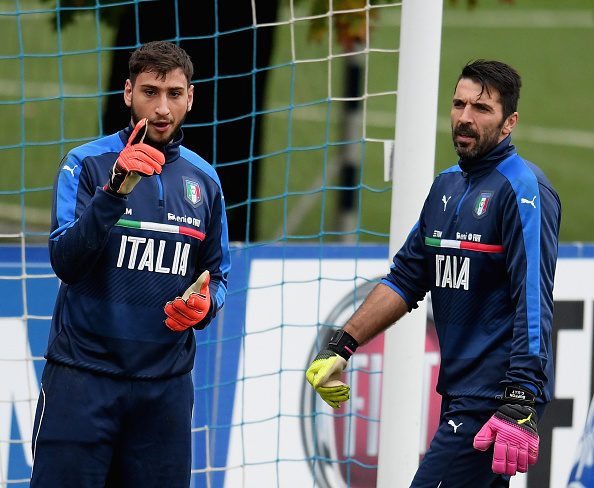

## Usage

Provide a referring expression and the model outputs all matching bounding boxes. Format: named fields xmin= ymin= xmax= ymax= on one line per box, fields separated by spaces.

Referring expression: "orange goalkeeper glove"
xmin=164 ymin=271 xmax=211 ymax=331
xmin=104 ymin=118 xmax=165 ymax=196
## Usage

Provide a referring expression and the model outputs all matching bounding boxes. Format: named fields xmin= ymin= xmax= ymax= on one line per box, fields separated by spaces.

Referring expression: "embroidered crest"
xmin=184 ymin=178 xmax=202 ymax=207
xmin=473 ymin=191 xmax=493 ymax=219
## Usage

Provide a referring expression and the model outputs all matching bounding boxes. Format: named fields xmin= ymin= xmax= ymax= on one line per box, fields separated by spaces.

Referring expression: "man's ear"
xmin=186 ymin=84 xmax=194 ymax=112
xmin=124 ymin=79 xmax=133 ymax=108
xmin=502 ymin=112 xmax=518 ymax=136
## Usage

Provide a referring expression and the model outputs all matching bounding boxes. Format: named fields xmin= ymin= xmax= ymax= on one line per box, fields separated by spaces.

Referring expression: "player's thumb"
xmin=198 ymin=270 xmax=211 ymax=297
xmin=473 ymin=423 xmax=496 ymax=451
xmin=181 ymin=270 xmax=210 ymax=301
xmin=127 ymin=118 xmax=148 ymax=146
xmin=185 ymin=271 xmax=211 ymax=313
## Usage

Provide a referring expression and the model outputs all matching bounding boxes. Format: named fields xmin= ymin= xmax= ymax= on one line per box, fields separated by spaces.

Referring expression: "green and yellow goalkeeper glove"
xmin=306 ymin=329 xmax=358 ymax=409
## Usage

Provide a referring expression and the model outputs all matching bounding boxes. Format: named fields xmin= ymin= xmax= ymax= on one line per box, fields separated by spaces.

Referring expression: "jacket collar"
xmin=458 ymin=135 xmax=516 ymax=177
xmin=119 ymin=124 xmax=183 ymax=164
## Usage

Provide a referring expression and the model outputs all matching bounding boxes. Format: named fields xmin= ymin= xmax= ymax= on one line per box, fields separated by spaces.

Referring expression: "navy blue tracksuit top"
xmin=382 ymin=136 xmax=561 ymax=404
xmin=47 ymin=125 xmax=231 ymax=379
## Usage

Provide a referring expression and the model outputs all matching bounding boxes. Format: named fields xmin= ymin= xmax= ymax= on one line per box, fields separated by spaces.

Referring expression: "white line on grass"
xmin=0 ymin=79 xmax=98 ymax=98
xmin=378 ymin=9 xmax=594 ymax=28
xmin=441 ymin=9 xmax=594 ymax=29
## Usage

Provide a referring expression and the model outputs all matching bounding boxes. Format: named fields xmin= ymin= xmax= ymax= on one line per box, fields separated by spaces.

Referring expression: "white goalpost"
xmin=379 ymin=0 xmax=443 ymax=486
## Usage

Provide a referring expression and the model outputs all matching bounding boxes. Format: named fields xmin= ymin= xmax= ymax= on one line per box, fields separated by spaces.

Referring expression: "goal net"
xmin=0 ymin=1 xmax=435 ymax=486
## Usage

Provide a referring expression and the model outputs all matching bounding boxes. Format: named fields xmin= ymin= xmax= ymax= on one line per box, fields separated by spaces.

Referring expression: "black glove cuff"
xmin=104 ymin=184 xmax=126 ymax=197
xmin=496 ymin=404 xmax=538 ymax=433
xmin=327 ymin=329 xmax=359 ymax=361
xmin=503 ymin=384 xmax=536 ymax=406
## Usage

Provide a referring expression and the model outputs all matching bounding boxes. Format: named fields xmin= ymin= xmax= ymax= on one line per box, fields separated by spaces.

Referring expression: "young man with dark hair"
xmin=307 ymin=59 xmax=561 ymax=487
xmin=30 ymin=41 xmax=231 ymax=487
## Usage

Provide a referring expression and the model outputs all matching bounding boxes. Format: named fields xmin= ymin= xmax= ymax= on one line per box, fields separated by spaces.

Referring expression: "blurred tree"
xmin=41 ymin=0 xmax=278 ymax=242
xmin=295 ymin=0 xmax=515 ymax=52
xmin=102 ymin=0 xmax=279 ymax=243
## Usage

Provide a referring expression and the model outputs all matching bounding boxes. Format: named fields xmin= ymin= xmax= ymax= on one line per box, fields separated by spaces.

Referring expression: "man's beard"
xmin=452 ymin=122 xmax=503 ymax=161
xmin=130 ymin=107 xmax=186 ymax=147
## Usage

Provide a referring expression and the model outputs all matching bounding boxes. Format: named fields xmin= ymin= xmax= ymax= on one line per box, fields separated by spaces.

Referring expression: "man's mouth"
xmin=456 ymin=134 xmax=475 ymax=144
xmin=454 ymin=127 xmax=478 ymax=144
xmin=152 ymin=121 xmax=171 ymax=132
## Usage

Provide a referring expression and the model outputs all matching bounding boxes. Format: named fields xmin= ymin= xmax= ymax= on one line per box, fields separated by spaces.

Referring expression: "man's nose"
xmin=155 ymin=95 xmax=171 ymax=116
xmin=458 ymin=106 xmax=474 ymax=125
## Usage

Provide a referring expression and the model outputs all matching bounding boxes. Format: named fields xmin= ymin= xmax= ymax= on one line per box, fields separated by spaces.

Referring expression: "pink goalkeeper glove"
xmin=474 ymin=403 xmax=539 ymax=476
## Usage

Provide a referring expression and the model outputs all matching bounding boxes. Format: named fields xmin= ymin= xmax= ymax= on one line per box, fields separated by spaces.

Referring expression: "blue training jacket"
xmin=47 ymin=125 xmax=231 ymax=379
xmin=382 ymin=136 xmax=561 ymax=404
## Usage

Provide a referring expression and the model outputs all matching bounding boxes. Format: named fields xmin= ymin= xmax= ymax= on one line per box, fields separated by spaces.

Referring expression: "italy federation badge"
xmin=184 ymin=178 xmax=202 ymax=207
xmin=473 ymin=191 xmax=493 ymax=219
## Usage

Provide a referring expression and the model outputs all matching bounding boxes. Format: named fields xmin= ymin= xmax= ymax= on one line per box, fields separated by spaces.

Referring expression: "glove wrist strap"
xmin=503 ymin=384 xmax=536 ymax=406
xmin=104 ymin=183 xmax=126 ymax=197
xmin=327 ymin=329 xmax=359 ymax=361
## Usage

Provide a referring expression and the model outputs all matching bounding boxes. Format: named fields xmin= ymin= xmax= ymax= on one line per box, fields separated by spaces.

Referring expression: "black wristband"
xmin=326 ymin=329 xmax=359 ymax=361
xmin=503 ymin=384 xmax=536 ymax=406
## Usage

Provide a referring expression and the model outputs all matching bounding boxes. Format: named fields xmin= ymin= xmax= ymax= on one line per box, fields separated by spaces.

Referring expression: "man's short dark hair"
xmin=128 ymin=41 xmax=194 ymax=87
xmin=457 ymin=60 xmax=522 ymax=120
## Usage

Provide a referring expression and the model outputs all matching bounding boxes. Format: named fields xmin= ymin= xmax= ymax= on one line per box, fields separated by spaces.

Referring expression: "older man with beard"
xmin=307 ymin=59 xmax=561 ymax=488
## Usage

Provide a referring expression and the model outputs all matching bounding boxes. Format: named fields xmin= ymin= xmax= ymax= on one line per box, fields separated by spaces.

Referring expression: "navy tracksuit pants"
xmin=410 ymin=395 xmax=546 ymax=488
xmin=30 ymin=361 xmax=194 ymax=488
